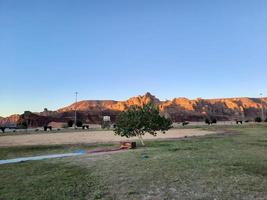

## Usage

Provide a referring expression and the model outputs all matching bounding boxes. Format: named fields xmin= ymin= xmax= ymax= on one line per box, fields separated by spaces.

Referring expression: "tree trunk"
xmin=138 ymin=135 xmax=145 ymax=146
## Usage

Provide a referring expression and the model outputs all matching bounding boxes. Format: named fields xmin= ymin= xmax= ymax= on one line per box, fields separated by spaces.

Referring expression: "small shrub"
xmin=182 ymin=121 xmax=189 ymax=126
xmin=205 ymin=118 xmax=211 ymax=124
xmin=211 ymin=118 xmax=217 ymax=124
xmin=17 ymin=120 xmax=28 ymax=129
xmin=205 ymin=118 xmax=216 ymax=124
xmin=82 ymin=125 xmax=89 ymax=129
xmin=44 ymin=126 xmax=52 ymax=131
xmin=68 ymin=120 xmax=74 ymax=127
xmin=0 ymin=127 xmax=5 ymax=133
xmin=255 ymin=117 xmax=262 ymax=123
xmin=76 ymin=120 xmax=83 ymax=127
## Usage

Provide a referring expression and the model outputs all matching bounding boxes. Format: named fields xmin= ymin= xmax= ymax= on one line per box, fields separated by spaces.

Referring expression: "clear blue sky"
xmin=0 ymin=0 xmax=266 ymax=116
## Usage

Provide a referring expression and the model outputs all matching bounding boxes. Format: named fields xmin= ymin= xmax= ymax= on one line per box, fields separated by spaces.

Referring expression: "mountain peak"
xmin=1 ymin=93 xmax=267 ymax=126
xmin=143 ymin=92 xmax=154 ymax=97
xmin=126 ymin=92 xmax=160 ymax=106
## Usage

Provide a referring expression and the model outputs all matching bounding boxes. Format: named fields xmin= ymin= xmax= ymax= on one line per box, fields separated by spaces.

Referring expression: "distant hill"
xmin=0 ymin=92 xmax=266 ymax=127
xmin=0 ymin=114 xmax=20 ymax=126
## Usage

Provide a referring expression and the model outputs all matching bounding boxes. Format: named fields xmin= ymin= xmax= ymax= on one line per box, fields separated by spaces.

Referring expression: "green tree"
xmin=76 ymin=120 xmax=83 ymax=127
xmin=114 ymin=103 xmax=172 ymax=146
xmin=67 ymin=120 xmax=74 ymax=127
xmin=255 ymin=117 xmax=262 ymax=123
xmin=205 ymin=118 xmax=211 ymax=124
xmin=17 ymin=120 xmax=28 ymax=129
xmin=211 ymin=118 xmax=217 ymax=124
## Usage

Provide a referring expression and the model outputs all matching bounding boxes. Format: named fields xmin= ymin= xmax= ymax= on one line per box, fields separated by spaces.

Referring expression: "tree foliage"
xmin=76 ymin=120 xmax=83 ymax=127
xmin=17 ymin=120 xmax=28 ymax=129
xmin=67 ymin=120 xmax=74 ymax=127
xmin=114 ymin=103 xmax=172 ymax=145
xmin=255 ymin=117 xmax=262 ymax=123
xmin=205 ymin=118 xmax=210 ymax=124
xmin=211 ymin=118 xmax=217 ymax=124
xmin=205 ymin=117 xmax=217 ymax=125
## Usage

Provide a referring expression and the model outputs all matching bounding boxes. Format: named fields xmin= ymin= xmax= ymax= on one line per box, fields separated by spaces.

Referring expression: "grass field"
xmin=0 ymin=126 xmax=266 ymax=200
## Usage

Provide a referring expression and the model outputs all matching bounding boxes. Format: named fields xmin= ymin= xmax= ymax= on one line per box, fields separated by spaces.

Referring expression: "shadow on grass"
xmin=224 ymin=161 xmax=267 ymax=177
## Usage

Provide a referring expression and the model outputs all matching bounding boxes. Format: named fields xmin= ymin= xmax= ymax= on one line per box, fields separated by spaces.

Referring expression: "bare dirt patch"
xmin=0 ymin=129 xmax=216 ymax=147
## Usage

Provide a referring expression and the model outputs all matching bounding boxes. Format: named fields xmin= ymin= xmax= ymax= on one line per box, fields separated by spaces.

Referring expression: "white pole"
xmin=260 ymin=93 xmax=264 ymax=121
xmin=74 ymin=92 xmax=78 ymax=128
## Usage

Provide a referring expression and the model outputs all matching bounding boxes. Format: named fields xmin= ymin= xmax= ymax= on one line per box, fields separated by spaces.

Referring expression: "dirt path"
xmin=0 ymin=129 xmax=216 ymax=147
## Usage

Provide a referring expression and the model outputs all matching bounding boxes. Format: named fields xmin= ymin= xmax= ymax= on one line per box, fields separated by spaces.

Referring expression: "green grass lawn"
xmin=0 ymin=127 xmax=266 ymax=200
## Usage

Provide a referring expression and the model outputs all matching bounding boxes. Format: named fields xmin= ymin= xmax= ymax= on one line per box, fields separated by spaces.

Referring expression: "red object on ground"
xmin=120 ymin=141 xmax=136 ymax=149
xmin=87 ymin=142 xmax=136 ymax=154
xmin=88 ymin=148 xmax=124 ymax=154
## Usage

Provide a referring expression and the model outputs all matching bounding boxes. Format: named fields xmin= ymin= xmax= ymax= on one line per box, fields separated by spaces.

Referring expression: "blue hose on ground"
xmin=0 ymin=150 xmax=86 ymax=165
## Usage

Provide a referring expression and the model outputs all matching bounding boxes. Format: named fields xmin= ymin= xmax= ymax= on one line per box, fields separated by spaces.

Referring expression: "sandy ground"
xmin=0 ymin=129 xmax=216 ymax=147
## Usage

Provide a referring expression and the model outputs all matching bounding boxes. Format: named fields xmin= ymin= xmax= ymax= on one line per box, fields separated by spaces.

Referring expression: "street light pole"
xmin=260 ymin=93 xmax=264 ymax=121
xmin=74 ymin=92 xmax=78 ymax=129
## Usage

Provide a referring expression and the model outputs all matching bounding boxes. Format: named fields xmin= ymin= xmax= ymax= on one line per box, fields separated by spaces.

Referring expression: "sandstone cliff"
xmin=0 ymin=93 xmax=266 ymax=127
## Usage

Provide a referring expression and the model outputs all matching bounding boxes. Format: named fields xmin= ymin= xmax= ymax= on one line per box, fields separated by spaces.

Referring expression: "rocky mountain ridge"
xmin=1 ymin=92 xmax=266 ymax=127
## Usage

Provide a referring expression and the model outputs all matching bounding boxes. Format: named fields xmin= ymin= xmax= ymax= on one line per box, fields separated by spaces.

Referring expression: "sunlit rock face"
xmin=58 ymin=92 xmax=161 ymax=112
xmin=0 ymin=93 xmax=266 ymax=126
xmin=53 ymin=94 xmax=267 ymax=123
xmin=0 ymin=114 xmax=20 ymax=126
xmin=125 ymin=92 xmax=161 ymax=106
